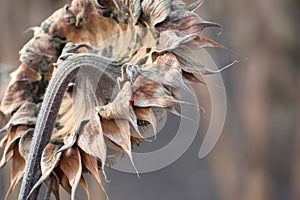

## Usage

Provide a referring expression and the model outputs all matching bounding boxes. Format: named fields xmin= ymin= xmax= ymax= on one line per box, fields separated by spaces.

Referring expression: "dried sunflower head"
xmin=0 ymin=0 xmax=236 ymax=199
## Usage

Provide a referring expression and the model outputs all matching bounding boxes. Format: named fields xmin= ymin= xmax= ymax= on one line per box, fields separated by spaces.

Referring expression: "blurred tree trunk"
xmin=204 ymin=0 xmax=275 ymax=199
xmin=292 ymin=1 xmax=300 ymax=198
xmin=293 ymin=78 xmax=300 ymax=199
xmin=205 ymin=0 xmax=299 ymax=199
xmin=292 ymin=10 xmax=300 ymax=197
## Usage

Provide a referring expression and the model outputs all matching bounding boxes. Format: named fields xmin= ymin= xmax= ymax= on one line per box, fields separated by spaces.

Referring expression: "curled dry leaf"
xmin=0 ymin=0 xmax=237 ymax=199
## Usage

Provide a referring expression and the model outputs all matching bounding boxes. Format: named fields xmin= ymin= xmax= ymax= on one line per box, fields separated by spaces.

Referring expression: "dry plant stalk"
xmin=0 ymin=0 xmax=234 ymax=199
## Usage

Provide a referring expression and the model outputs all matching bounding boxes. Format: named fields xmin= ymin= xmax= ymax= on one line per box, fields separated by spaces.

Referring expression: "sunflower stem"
xmin=18 ymin=53 xmax=115 ymax=200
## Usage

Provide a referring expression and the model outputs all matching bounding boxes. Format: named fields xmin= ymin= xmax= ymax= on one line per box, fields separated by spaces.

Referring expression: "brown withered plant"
xmin=0 ymin=0 xmax=236 ymax=199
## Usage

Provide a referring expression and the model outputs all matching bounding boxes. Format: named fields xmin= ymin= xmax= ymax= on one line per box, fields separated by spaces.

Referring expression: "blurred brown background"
xmin=0 ymin=0 xmax=299 ymax=199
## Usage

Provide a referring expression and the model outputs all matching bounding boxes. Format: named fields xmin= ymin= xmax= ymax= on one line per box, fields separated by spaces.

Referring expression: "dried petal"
xmin=0 ymin=110 xmax=8 ymax=129
xmin=139 ymin=52 xmax=190 ymax=92
xmin=97 ymin=81 xmax=142 ymax=138
xmin=101 ymin=118 xmax=138 ymax=174
xmin=19 ymin=28 xmax=64 ymax=74
xmin=132 ymin=76 xmax=181 ymax=107
xmin=158 ymin=30 xmax=226 ymax=52
xmin=0 ymin=134 xmax=8 ymax=148
xmin=54 ymin=93 xmax=76 ymax=141
xmin=60 ymin=147 xmax=82 ymax=200
xmin=105 ymin=136 xmax=125 ymax=166
xmin=187 ymin=0 xmax=204 ymax=11
xmin=0 ymin=126 xmax=29 ymax=168
xmin=81 ymin=151 xmax=102 ymax=186
xmin=182 ymin=71 xmax=204 ymax=84
xmin=134 ymin=107 xmax=157 ymax=136
xmin=172 ymin=0 xmax=186 ymax=6
xmin=0 ymin=80 xmax=40 ymax=115
xmin=80 ymin=176 xmax=90 ymax=200
xmin=10 ymin=64 xmax=41 ymax=82
xmin=0 ymin=62 xmax=43 ymax=115
xmin=28 ymin=143 xmax=62 ymax=196
xmin=97 ymin=81 xmax=133 ymax=120
xmin=141 ymin=0 xmax=171 ymax=26
xmin=18 ymin=129 xmax=34 ymax=160
xmin=130 ymin=125 xmax=144 ymax=143
xmin=101 ymin=118 xmax=131 ymax=153
xmin=1 ymin=101 xmax=39 ymax=132
xmin=161 ymin=9 xmax=221 ymax=35
xmin=77 ymin=116 xmax=107 ymax=172
xmin=44 ymin=173 xmax=60 ymax=200
xmin=114 ymin=0 xmax=141 ymax=24
xmin=200 ymin=60 xmax=239 ymax=75
xmin=57 ymin=130 xmax=77 ymax=153
xmin=56 ymin=169 xmax=72 ymax=194
xmin=72 ymin=68 xmax=101 ymax=130
xmin=157 ymin=30 xmax=235 ymax=75
xmin=5 ymin=145 xmax=26 ymax=200
xmin=48 ymin=172 xmax=60 ymax=200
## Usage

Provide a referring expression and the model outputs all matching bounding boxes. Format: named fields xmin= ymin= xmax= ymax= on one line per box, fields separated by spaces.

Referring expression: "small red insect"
xmin=129 ymin=97 xmax=134 ymax=105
